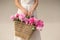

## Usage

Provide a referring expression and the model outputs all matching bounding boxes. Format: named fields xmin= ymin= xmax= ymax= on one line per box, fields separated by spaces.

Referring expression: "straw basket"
xmin=14 ymin=21 xmax=35 ymax=40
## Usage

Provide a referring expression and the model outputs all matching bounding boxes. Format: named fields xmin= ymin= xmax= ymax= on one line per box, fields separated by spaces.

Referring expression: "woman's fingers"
xmin=28 ymin=11 xmax=33 ymax=16
xmin=22 ymin=9 xmax=28 ymax=16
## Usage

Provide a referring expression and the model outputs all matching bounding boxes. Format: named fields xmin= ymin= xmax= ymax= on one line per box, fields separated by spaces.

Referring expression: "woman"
xmin=14 ymin=0 xmax=39 ymax=40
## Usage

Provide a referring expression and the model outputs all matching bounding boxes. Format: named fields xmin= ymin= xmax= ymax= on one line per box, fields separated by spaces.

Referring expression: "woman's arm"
xmin=28 ymin=0 xmax=38 ymax=16
xmin=31 ymin=0 xmax=38 ymax=11
xmin=15 ymin=0 xmax=28 ymax=15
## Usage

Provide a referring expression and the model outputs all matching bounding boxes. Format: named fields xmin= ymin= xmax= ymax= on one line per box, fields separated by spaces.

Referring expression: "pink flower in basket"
xmin=35 ymin=20 xmax=44 ymax=30
xmin=19 ymin=13 xmax=26 ymax=21
xmin=15 ymin=13 xmax=19 ymax=19
xmin=10 ymin=15 xmax=15 ymax=21
xmin=36 ymin=27 xmax=43 ymax=31
xmin=28 ymin=17 xmax=35 ymax=25
xmin=23 ymin=17 xmax=29 ymax=24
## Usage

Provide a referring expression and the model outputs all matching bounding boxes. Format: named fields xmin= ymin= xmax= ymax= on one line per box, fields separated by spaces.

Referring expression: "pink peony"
xmin=35 ymin=20 xmax=44 ymax=30
xmin=15 ymin=13 xmax=19 ymax=19
xmin=36 ymin=26 xmax=43 ymax=31
xmin=19 ymin=13 xmax=25 ymax=21
xmin=23 ymin=18 xmax=29 ymax=24
xmin=10 ymin=15 xmax=15 ymax=21
xmin=34 ymin=17 xmax=38 ymax=23
xmin=35 ymin=20 xmax=44 ymax=27
xmin=28 ymin=17 xmax=35 ymax=25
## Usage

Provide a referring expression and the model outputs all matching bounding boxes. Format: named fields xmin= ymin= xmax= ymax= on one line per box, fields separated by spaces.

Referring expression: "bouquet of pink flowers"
xmin=10 ymin=13 xmax=44 ymax=30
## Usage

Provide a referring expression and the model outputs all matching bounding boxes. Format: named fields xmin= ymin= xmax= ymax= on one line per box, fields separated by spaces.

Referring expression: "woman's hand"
xmin=28 ymin=11 xmax=33 ymax=16
xmin=21 ymin=8 xmax=28 ymax=16
xmin=28 ymin=0 xmax=38 ymax=16
xmin=28 ymin=8 xmax=34 ymax=16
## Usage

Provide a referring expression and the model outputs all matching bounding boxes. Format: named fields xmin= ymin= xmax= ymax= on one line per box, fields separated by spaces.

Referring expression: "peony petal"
xmin=15 ymin=13 xmax=19 ymax=18
xmin=36 ymin=26 xmax=43 ymax=31
xmin=10 ymin=15 xmax=15 ymax=21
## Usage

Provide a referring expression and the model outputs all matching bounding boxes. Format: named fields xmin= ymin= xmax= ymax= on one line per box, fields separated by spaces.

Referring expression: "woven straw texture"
xmin=14 ymin=21 xmax=35 ymax=40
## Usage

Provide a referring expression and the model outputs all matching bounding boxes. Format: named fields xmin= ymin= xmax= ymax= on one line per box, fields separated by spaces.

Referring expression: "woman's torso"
xmin=20 ymin=0 xmax=34 ymax=5
xmin=17 ymin=0 xmax=34 ymax=12
xmin=17 ymin=0 xmax=37 ymax=18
